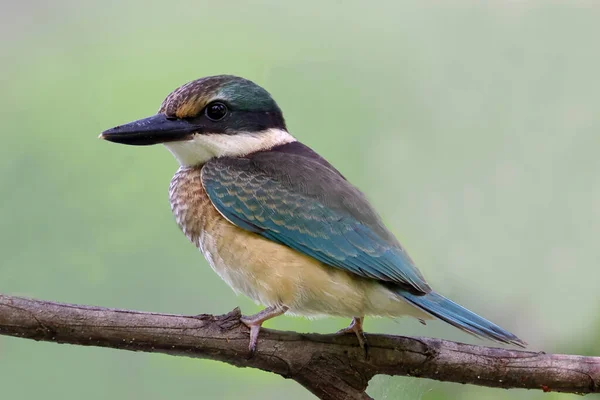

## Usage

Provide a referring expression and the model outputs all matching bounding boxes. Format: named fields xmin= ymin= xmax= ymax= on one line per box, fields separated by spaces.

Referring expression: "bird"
xmin=100 ymin=74 xmax=526 ymax=354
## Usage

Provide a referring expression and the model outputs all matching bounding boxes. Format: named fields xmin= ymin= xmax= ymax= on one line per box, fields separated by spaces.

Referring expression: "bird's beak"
xmin=99 ymin=114 xmax=196 ymax=146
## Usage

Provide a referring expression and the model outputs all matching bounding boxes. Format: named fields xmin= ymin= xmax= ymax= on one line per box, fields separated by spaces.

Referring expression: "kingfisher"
xmin=100 ymin=75 xmax=525 ymax=353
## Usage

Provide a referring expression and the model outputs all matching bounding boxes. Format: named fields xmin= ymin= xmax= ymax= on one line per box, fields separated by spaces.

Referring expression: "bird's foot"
xmin=336 ymin=316 xmax=369 ymax=359
xmin=240 ymin=305 xmax=288 ymax=356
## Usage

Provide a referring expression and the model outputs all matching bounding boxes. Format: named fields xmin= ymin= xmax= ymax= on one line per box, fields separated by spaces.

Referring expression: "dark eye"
xmin=205 ymin=102 xmax=228 ymax=121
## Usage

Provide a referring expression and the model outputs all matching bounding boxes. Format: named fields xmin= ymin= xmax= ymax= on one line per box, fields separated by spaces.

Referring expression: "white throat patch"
xmin=164 ymin=128 xmax=296 ymax=166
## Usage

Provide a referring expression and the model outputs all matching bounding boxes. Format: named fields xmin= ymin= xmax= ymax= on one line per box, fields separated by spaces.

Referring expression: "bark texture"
xmin=0 ymin=294 xmax=598 ymax=399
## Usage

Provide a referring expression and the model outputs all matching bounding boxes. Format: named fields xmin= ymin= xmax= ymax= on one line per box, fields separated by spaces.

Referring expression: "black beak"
xmin=100 ymin=114 xmax=196 ymax=146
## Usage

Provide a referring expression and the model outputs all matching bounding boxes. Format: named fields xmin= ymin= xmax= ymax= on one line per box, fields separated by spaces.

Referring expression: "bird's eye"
xmin=205 ymin=102 xmax=228 ymax=121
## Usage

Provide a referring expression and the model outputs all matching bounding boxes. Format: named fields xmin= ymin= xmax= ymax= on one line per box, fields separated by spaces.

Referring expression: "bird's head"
xmin=100 ymin=75 xmax=294 ymax=166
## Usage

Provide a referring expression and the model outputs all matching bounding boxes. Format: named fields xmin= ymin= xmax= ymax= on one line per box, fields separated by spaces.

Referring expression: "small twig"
xmin=0 ymin=294 xmax=598 ymax=399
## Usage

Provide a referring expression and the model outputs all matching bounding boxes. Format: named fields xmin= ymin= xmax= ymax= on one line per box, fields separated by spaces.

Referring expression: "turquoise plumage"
xmin=402 ymin=291 xmax=524 ymax=346
xmin=202 ymin=151 xmax=430 ymax=294
xmin=202 ymin=144 xmax=525 ymax=347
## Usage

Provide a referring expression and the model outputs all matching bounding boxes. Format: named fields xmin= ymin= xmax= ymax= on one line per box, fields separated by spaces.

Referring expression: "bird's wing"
xmin=201 ymin=150 xmax=431 ymax=294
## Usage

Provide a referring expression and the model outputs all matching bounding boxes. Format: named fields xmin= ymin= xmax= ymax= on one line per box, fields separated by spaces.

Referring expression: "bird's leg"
xmin=240 ymin=305 xmax=288 ymax=354
xmin=336 ymin=316 xmax=369 ymax=358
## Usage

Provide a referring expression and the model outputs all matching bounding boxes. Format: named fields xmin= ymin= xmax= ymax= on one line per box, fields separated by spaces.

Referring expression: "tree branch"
xmin=0 ymin=294 xmax=598 ymax=399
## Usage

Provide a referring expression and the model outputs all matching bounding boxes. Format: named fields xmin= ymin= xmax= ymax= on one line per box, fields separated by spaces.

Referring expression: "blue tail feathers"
xmin=401 ymin=290 xmax=526 ymax=347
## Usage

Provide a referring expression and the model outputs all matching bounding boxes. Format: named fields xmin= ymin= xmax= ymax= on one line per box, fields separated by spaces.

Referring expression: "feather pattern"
xmin=201 ymin=151 xmax=431 ymax=295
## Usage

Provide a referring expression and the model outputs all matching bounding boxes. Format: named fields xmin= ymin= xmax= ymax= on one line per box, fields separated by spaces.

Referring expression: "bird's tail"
xmin=400 ymin=290 xmax=527 ymax=347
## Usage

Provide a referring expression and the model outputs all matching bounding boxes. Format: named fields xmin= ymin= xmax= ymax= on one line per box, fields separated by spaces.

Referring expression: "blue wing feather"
xmin=201 ymin=155 xmax=431 ymax=294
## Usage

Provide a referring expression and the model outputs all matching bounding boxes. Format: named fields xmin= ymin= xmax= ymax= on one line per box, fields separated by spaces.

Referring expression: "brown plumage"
xmin=159 ymin=76 xmax=232 ymax=118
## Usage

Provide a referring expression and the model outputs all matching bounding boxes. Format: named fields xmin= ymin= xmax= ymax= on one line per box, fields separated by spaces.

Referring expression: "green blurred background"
xmin=1 ymin=1 xmax=599 ymax=399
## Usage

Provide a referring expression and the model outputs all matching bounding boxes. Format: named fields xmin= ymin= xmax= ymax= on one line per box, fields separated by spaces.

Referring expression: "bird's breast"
xmin=169 ymin=167 xmax=218 ymax=252
xmin=169 ymin=166 xmax=299 ymax=306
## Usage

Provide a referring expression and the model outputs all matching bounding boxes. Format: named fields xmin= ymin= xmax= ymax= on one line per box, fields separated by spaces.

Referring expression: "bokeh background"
xmin=1 ymin=1 xmax=599 ymax=399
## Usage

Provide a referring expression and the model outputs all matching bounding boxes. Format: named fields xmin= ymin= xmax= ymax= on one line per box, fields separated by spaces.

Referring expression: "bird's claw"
xmin=240 ymin=317 xmax=260 ymax=356
xmin=336 ymin=317 xmax=369 ymax=359
xmin=239 ymin=305 xmax=288 ymax=356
